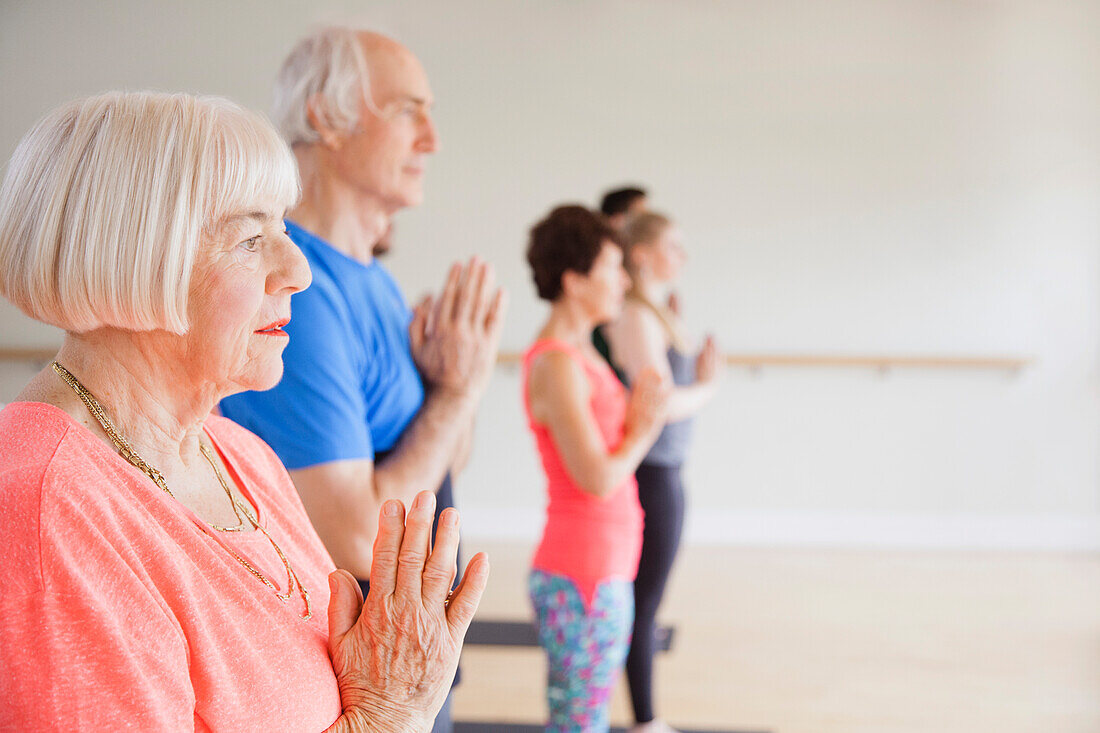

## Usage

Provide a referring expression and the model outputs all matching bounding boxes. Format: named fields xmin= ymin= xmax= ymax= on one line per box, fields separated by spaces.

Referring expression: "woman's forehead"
xmin=224 ymin=208 xmax=282 ymax=227
xmin=215 ymin=198 xmax=288 ymax=231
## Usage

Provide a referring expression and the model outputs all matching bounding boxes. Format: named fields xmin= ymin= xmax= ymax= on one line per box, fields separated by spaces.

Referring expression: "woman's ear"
xmin=305 ymin=94 xmax=343 ymax=150
xmin=560 ymin=269 xmax=581 ymax=299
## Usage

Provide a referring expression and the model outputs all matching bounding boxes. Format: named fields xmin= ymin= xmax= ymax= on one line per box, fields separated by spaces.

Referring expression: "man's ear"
xmin=305 ymin=94 xmax=343 ymax=150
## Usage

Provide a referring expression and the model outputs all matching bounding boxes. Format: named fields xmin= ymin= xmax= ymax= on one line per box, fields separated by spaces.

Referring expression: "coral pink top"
xmin=0 ymin=402 xmax=343 ymax=732
xmin=522 ymin=339 xmax=644 ymax=608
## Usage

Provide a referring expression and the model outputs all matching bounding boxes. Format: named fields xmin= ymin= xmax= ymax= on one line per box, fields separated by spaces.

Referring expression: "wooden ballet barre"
xmin=720 ymin=353 xmax=1031 ymax=371
xmin=496 ymin=351 xmax=1031 ymax=372
xmin=2 ymin=347 xmax=1031 ymax=372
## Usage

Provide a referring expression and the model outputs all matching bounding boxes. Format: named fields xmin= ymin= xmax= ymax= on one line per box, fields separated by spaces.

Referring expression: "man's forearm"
xmin=450 ymin=416 xmax=475 ymax=476
xmin=373 ymin=390 xmax=478 ymax=504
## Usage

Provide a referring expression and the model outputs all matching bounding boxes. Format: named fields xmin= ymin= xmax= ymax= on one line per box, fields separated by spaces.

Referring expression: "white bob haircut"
xmin=272 ymin=26 xmax=375 ymax=147
xmin=0 ymin=91 xmax=299 ymax=334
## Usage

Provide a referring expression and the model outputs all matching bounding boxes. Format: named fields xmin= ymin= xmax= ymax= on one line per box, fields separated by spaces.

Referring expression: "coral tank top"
xmin=522 ymin=338 xmax=643 ymax=609
xmin=0 ymin=403 xmax=342 ymax=731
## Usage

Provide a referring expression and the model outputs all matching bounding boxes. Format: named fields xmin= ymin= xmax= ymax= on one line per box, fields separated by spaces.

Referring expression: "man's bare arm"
xmin=288 ymin=388 xmax=477 ymax=579
xmin=289 ymin=259 xmax=505 ymax=579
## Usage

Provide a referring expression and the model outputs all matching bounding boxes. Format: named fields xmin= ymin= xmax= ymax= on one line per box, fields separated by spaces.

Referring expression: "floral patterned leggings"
xmin=528 ymin=569 xmax=635 ymax=732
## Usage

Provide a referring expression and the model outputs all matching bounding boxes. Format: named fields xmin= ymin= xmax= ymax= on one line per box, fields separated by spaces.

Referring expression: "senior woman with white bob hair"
xmin=0 ymin=90 xmax=486 ymax=732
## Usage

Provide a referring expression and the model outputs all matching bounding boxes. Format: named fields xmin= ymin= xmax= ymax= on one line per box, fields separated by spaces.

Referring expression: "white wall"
xmin=2 ymin=0 xmax=1097 ymax=548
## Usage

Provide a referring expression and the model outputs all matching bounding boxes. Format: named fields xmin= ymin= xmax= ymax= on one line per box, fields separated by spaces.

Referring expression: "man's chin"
xmin=394 ymin=178 xmax=425 ymax=208
xmin=380 ymin=192 xmax=421 ymax=213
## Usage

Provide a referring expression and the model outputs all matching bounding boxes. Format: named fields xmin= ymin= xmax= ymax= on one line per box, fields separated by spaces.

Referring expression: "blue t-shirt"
xmin=220 ymin=220 xmax=425 ymax=470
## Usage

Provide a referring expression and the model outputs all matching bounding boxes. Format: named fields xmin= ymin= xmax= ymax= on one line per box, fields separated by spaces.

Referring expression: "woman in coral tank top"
xmin=522 ymin=205 xmax=670 ymax=732
xmin=0 ymin=91 xmax=485 ymax=732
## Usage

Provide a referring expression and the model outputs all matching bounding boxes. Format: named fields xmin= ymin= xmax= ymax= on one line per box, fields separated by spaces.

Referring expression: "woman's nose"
xmin=269 ymin=232 xmax=313 ymax=295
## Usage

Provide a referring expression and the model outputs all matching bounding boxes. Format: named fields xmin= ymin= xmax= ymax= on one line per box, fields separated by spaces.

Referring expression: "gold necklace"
xmin=198 ymin=443 xmax=312 ymax=616
xmin=51 ymin=361 xmax=312 ymax=620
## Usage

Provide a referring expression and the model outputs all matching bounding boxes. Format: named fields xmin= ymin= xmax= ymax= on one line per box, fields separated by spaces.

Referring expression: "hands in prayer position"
xmin=327 ymin=492 xmax=488 ymax=733
xmin=694 ymin=335 xmax=720 ymax=385
xmin=410 ymin=257 xmax=507 ymax=403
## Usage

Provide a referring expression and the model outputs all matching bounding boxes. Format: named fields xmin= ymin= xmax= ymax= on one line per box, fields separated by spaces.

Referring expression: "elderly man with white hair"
xmin=0 ymin=91 xmax=487 ymax=732
xmin=218 ymin=28 xmax=505 ymax=732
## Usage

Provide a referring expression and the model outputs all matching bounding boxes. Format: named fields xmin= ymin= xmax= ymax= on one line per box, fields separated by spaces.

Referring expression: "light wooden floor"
xmin=452 ymin=541 xmax=1100 ymax=733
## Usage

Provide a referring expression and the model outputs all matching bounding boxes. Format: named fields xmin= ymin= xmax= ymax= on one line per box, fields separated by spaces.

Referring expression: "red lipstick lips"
xmin=255 ymin=318 xmax=290 ymax=336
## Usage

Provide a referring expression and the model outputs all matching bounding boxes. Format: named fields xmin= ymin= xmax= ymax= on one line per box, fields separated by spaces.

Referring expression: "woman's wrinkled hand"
xmin=325 ymin=492 xmax=489 ymax=733
xmin=408 ymin=257 xmax=507 ymax=402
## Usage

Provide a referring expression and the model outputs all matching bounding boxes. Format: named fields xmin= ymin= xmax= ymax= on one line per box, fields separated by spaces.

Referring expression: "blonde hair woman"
xmin=602 ymin=211 xmax=720 ymax=733
xmin=0 ymin=91 xmax=486 ymax=731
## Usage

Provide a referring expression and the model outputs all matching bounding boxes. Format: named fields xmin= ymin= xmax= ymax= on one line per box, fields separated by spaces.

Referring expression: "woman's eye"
xmin=239 ymin=235 xmax=261 ymax=252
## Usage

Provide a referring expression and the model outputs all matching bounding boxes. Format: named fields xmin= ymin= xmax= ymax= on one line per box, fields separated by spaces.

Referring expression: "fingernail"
xmin=383 ymin=500 xmax=400 ymax=517
xmin=442 ymin=509 xmax=458 ymax=527
xmin=414 ymin=492 xmax=431 ymax=510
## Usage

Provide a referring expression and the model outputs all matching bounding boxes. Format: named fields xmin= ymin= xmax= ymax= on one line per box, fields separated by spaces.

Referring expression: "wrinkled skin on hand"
xmin=409 ymin=257 xmax=507 ymax=400
xmin=325 ymin=492 xmax=489 ymax=733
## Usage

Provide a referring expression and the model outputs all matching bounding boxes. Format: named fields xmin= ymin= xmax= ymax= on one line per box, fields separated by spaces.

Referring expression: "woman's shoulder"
xmin=620 ymin=297 xmax=655 ymax=317
xmin=0 ymin=403 xmax=110 ymax=594
xmin=0 ymin=402 xmax=80 ymax=477
xmin=526 ymin=345 xmax=582 ymax=375
xmin=524 ymin=336 xmax=573 ymax=359
xmin=523 ymin=340 xmax=594 ymax=383
xmin=610 ymin=298 xmax=662 ymax=339
xmin=524 ymin=341 xmax=613 ymax=427
xmin=624 ymin=297 xmax=672 ymax=333
xmin=616 ymin=296 xmax=690 ymax=354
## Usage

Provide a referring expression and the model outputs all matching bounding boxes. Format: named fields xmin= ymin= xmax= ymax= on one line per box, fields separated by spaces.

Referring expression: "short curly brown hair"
xmin=526 ymin=205 xmax=621 ymax=301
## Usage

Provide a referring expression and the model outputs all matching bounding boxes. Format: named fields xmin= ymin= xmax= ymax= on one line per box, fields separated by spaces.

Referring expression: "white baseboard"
xmin=460 ymin=506 xmax=1100 ymax=552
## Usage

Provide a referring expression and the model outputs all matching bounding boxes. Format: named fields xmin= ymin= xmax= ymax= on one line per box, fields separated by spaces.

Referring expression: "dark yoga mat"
xmin=454 ymin=724 xmax=769 ymax=733
xmin=466 ymin=619 xmax=675 ymax=652
xmin=457 ymin=623 xmax=760 ymax=733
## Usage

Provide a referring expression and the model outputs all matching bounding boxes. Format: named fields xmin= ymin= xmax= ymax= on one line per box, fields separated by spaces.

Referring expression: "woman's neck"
xmin=539 ymin=299 xmax=599 ymax=347
xmin=290 ymin=147 xmax=390 ymax=264
xmin=630 ymin=273 xmax=672 ymax=307
xmin=41 ymin=333 xmax=218 ymax=471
